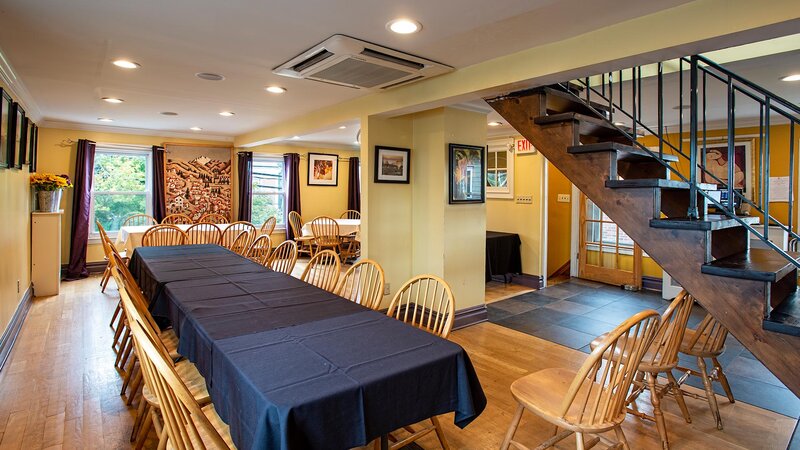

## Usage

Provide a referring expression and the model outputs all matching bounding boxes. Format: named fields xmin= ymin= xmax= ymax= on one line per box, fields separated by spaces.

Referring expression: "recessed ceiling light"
xmin=190 ymin=126 xmax=203 ymax=131
xmin=291 ymin=135 xmax=301 ymax=140
xmin=97 ymin=118 xmax=114 ymax=122
xmin=219 ymin=111 xmax=235 ymax=117
xmin=387 ymin=18 xmax=422 ymax=34
xmin=265 ymin=86 xmax=286 ymax=94
xmin=102 ymin=97 xmax=124 ymax=104
xmin=338 ymin=125 xmax=347 ymax=129
xmin=488 ymin=121 xmax=502 ymax=127
xmin=195 ymin=72 xmax=225 ymax=81
xmin=781 ymin=74 xmax=800 ymax=82
xmin=112 ymin=59 xmax=140 ymax=69
xmin=160 ymin=111 xmax=178 ymax=116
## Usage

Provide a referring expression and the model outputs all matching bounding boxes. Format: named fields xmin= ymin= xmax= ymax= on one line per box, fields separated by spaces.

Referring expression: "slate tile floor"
xmin=489 ymin=278 xmax=800 ymax=419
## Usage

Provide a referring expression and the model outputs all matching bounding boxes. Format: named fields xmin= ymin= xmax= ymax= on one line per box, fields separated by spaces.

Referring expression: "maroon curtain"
xmin=64 ymin=139 xmax=96 ymax=280
xmin=347 ymin=156 xmax=360 ymax=212
xmin=237 ymin=151 xmax=253 ymax=222
xmin=152 ymin=146 xmax=167 ymax=222
xmin=284 ymin=153 xmax=301 ymax=240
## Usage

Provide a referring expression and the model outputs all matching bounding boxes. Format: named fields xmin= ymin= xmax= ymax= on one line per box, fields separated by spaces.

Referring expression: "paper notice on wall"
xmin=769 ymin=176 xmax=791 ymax=202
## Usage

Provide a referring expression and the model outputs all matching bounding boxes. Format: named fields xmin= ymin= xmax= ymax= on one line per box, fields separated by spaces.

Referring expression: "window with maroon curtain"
xmin=283 ymin=153 xmax=301 ymax=240
xmin=152 ymin=146 xmax=167 ymax=222
xmin=347 ymin=156 xmax=360 ymax=212
xmin=237 ymin=151 xmax=253 ymax=221
xmin=64 ymin=139 xmax=96 ymax=280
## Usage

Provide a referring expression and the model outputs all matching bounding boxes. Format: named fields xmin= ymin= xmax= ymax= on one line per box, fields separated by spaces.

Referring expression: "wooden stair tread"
xmin=532 ymin=86 xmax=612 ymax=116
xmin=568 ymin=143 xmax=679 ymax=162
xmin=534 ymin=112 xmax=631 ymax=139
xmin=649 ymin=214 xmax=759 ymax=231
xmin=701 ymin=248 xmax=800 ymax=282
xmin=764 ymin=292 xmax=800 ymax=337
xmin=606 ymin=179 xmax=717 ymax=190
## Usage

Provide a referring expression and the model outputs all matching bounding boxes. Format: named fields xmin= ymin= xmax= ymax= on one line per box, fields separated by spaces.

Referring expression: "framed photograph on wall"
xmin=307 ymin=152 xmax=338 ymax=186
xmin=448 ymin=143 xmax=485 ymax=204
xmin=698 ymin=140 xmax=753 ymax=199
xmin=10 ymin=102 xmax=26 ymax=169
xmin=28 ymin=122 xmax=38 ymax=172
xmin=0 ymin=89 xmax=11 ymax=169
xmin=374 ymin=146 xmax=410 ymax=183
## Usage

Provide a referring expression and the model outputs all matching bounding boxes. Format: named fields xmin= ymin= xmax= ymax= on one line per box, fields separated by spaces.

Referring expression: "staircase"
xmin=486 ymin=57 xmax=800 ymax=397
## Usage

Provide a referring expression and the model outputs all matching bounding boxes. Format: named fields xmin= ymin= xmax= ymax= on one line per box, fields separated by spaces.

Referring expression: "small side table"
xmin=31 ymin=210 xmax=63 ymax=296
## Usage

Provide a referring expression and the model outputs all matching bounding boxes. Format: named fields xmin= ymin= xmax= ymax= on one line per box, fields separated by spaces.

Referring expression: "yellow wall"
xmin=547 ymin=162 xmax=573 ymax=276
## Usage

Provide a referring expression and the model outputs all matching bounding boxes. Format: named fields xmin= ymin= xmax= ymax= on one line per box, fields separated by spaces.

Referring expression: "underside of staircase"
xmin=487 ymin=85 xmax=800 ymax=398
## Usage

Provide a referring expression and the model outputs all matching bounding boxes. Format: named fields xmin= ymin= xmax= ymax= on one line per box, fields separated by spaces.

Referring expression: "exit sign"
xmin=515 ymin=139 xmax=536 ymax=155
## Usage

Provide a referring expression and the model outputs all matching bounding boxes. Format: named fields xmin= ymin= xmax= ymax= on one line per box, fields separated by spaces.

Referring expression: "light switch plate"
xmin=557 ymin=194 xmax=571 ymax=203
xmin=515 ymin=195 xmax=533 ymax=204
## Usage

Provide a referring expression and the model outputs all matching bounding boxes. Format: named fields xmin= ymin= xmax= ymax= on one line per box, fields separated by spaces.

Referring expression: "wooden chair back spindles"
xmin=288 ymin=211 xmax=304 ymax=238
xmin=335 ymin=259 xmax=384 ymax=310
xmin=122 ymin=214 xmax=158 ymax=227
xmin=246 ymin=235 xmax=272 ymax=263
xmin=643 ymin=290 xmax=695 ymax=369
xmin=185 ymin=223 xmax=222 ymax=245
xmin=266 ymin=240 xmax=298 ymax=275
xmin=229 ymin=230 xmax=251 ymax=256
xmin=220 ymin=221 xmax=257 ymax=249
xmin=198 ymin=213 xmax=229 ymax=224
xmin=260 ymin=216 xmax=277 ymax=235
xmin=339 ymin=210 xmax=360 ymax=220
xmin=386 ymin=275 xmax=455 ymax=339
xmin=683 ymin=313 xmax=729 ymax=356
xmin=141 ymin=224 xmax=187 ymax=247
xmin=288 ymin=211 xmax=314 ymax=256
xmin=300 ymin=250 xmax=341 ymax=292
xmin=310 ymin=216 xmax=341 ymax=252
xmin=161 ymin=213 xmax=193 ymax=225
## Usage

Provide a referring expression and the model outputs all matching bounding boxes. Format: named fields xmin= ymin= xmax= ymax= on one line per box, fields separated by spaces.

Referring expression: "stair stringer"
xmin=489 ymin=93 xmax=800 ymax=398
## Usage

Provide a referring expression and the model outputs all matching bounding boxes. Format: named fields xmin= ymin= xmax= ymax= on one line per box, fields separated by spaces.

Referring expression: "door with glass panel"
xmin=578 ymin=193 xmax=642 ymax=288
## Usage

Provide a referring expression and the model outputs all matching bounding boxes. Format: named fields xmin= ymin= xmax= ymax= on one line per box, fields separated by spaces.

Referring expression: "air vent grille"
xmin=380 ymin=75 xmax=425 ymax=90
xmin=311 ymin=57 xmax=410 ymax=88
xmin=360 ymin=48 xmax=424 ymax=70
xmin=292 ymin=49 xmax=334 ymax=72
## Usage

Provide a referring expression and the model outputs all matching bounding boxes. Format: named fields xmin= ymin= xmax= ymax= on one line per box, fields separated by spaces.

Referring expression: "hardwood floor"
xmin=0 ymin=275 xmax=795 ymax=449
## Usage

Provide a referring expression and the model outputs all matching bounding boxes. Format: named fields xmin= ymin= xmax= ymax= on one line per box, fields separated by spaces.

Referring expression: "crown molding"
xmin=0 ymin=46 xmax=43 ymax=122
xmin=38 ymin=120 xmax=234 ymax=142
xmin=278 ymin=140 xmax=359 ymax=152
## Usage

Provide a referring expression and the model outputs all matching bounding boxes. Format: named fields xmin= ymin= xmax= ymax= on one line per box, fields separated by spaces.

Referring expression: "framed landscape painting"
xmin=448 ymin=143 xmax=485 ymax=204
xmin=374 ymin=146 xmax=410 ymax=183
xmin=308 ymin=152 xmax=338 ymax=186
xmin=165 ymin=144 xmax=233 ymax=221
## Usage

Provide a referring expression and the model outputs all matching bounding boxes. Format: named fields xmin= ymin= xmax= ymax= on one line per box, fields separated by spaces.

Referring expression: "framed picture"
xmin=699 ymin=140 xmax=753 ymax=199
xmin=0 ymin=89 xmax=11 ymax=169
xmin=307 ymin=152 xmax=338 ymax=186
xmin=28 ymin=122 xmax=38 ymax=172
xmin=448 ymin=143 xmax=485 ymax=204
xmin=374 ymin=146 xmax=410 ymax=183
xmin=10 ymin=102 xmax=26 ymax=169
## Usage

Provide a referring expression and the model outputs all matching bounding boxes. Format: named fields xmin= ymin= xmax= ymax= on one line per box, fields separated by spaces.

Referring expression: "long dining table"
xmin=128 ymin=244 xmax=486 ymax=450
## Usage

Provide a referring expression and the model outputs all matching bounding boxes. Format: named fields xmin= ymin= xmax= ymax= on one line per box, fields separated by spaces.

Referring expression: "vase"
xmin=37 ymin=189 xmax=63 ymax=212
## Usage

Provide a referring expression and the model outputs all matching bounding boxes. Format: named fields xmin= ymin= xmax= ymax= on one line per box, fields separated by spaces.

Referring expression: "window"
xmin=251 ymin=157 xmax=285 ymax=227
xmin=90 ymin=147 xmax=152 ymax=236
xmin=486 ymin=141 xmax=514 ymax=198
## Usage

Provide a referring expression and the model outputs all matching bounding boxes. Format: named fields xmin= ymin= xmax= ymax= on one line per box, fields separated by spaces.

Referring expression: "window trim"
xmin=486 ymin=141 xmax=514 ymax=199
xmin=251 ymin=155 xmax=286 ymax=228
xmin=89 ymin=145 xmax=153 ymax=240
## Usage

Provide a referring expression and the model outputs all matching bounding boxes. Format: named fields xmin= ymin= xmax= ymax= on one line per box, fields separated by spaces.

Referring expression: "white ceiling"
xmin=0 ymin=0 xmax=692 ymax=138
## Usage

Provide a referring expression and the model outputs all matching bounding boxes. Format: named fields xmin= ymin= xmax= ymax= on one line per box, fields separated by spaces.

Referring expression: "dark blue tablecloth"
xmin=129 ymin=245 xmax=487 ymax=450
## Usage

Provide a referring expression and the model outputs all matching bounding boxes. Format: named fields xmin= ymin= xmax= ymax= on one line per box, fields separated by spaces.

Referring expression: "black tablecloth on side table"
xmin=486 ymin=231 xmax=522 ymax=282
xmin=128 ymin=244 xmax=487 ymax=450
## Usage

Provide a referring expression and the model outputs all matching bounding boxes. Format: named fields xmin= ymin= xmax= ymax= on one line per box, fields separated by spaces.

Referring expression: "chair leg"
xmin=500 ymin=404 xmax=524 ymax=450
xmin=109 ymin=301 xmax=122 ymax=329
xmin=614 ymin=426 xmax=630 ymax=450
xmin=711 ymin=357 xmax=735 ymax=404
xmin=575 ymin=432 xmax=585 ymax=450
xmin=646 ymin=372 xmax=669 ymax=450
xmin=100 ymin=265 xmax=111 ymax=292
xmin=430 ymin=415 xmax=450 ymax=450
xmin=666 ymin=372 xmax=692 ymax=424
xmin=133 ymin=407 xmax=153 ymax=450
xmin=697 ymin=357 xmax=723 ymax=430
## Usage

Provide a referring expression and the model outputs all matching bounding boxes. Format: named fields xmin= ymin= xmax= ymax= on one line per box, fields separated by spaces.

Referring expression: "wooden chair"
xmin=265 ymin=240 xmax=297 ymax=275
xmin=589 ymin=290 xmax=695 ymax=449
xmin=340 ymin=230 xmax=361 ymax=261
xmin=220 ymin=221 xmax=257 ymax=250
xmin=676 ymin=312 xmax=735 ymax=430
xmin=198 ymin=213 xmax=229 ymax=224
xmin=229 ymin=230 xmax=251 ymax=256
xmin=161 ymin=213 xmax=193 ymax=225
xmin=300 ymin=250 xmax=341 ymax=292
xmin=141 ymin=224 xmax=187 ymax=247
xmin=260 ymin=216 xmax=277 ymax=235
xmin=310 ymin=216 xmax=341 ymax=255
xmin=122 ymin=214 xmax=158 ymax=227
xmin=335 ymin=259 xmax=384 ymax=310
xmin=128 ymin=313 xmax=234 ymax=450
xmin=246 ymin=234 xmax=272 ymax=263
xmin=501 ymin=310 xmax=661 ymax=450
xmin=185 ymin=223 xmax=222 ymax=245
xmin=96 ymin=220 xmax=127 ymax=294
xmin=288 ymin=211 xmax=314 ymax=256
xmin=340 ymin=210 xmax=360 ymax=220
xmin=381 ymin=274 xmax=456 ymax=450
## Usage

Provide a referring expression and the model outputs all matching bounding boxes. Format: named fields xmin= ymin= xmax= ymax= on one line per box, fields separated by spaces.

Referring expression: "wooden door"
xmin=578 ymin=193 xmax=642 ymax=288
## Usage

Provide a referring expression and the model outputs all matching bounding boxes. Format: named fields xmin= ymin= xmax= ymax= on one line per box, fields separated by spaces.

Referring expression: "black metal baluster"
xmin=760 ymin=104 xmax=765 ymax=209
xmin=658 ymin=63 xmax=663 ymax=159
xmin=638 ymin=66 xmax=643 ymax=120
xmin=688 ymin=56 xmax=699 ymax=219
xmin=632 ymin=67 xmax=637 ymax=139
xmin=679 ymin=59 xmax=684 ymax=156
xmin=609 ymin=72 xmax=614 ymax=122
xmin=765 ymin=97 xmax=771 ymax=237
xmin=727 ymin=77 xmax=735 ymax=216
xmin=585 ymin=77 xmax=590 ymax=102
xmin=702 ymin=70 xmax=707 ymax=183
xmin=790 ymin=122 xmax=795 ymax=234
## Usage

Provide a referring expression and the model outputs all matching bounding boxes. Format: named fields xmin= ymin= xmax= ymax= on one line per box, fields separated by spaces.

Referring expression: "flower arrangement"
xmin=30 ymin=173 xmax=73 ymax=191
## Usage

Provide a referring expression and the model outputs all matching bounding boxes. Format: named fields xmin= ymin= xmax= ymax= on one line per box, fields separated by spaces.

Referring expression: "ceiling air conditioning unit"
xmin=273 ymin=34 xmax=453 ymax=90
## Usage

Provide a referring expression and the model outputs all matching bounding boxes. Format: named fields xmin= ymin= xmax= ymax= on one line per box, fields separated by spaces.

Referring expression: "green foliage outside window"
xmin=92 ymin=152 xmax=150 ymax=233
